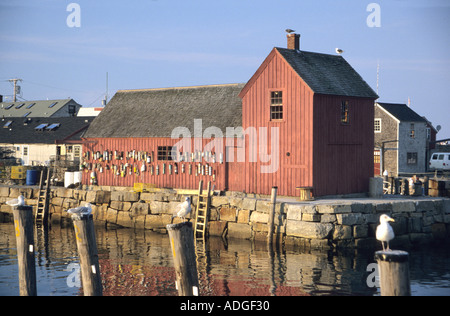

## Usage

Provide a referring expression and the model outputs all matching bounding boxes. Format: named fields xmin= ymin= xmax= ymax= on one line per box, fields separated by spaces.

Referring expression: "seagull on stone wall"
xmin=286 ymin=29 xmax=296 ymax=34
xmin=66 ymin=203 xmax=93 ymax=218
xmin=6 ymin=195 xmax=25 ymax=207
xmin=172 ymin=197 xmax=192 ymax=222
xmin=376 ymin=214 xmax=395 ymax=251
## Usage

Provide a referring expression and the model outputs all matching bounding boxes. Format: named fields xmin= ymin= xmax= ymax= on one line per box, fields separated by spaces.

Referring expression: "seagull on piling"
xmin=6 ymin=195 xmax=25 ymax=207
xmin=376 ymin=214 xmax=395 ymax=251
xmin=172 ymin=197 xmax=192 ymax=222
xmin=66 ymin=203 xmax=93 ymax=218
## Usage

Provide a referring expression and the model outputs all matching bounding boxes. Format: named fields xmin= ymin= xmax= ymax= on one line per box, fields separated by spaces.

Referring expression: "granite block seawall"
xmin=1 ymin=185 xmax=449 ymax=250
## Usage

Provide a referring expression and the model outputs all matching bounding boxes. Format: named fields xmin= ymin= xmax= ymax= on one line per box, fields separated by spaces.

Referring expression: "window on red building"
xmin=270 ymin=91 xmax=283 ymax=121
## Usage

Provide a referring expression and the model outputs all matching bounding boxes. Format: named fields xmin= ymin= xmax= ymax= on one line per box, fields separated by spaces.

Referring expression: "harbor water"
xmin=0 ymin=222 xmax=449 ymax=296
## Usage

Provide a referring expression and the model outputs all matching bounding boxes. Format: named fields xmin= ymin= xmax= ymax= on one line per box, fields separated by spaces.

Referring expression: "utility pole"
xmin=9 ymin=78 xmax=23 ymax=102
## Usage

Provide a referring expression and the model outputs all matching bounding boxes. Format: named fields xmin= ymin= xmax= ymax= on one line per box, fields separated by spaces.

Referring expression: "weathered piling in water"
xmin=72 ymin=214 xmax=103 ymax=296
xmin=167 ymin=221 xmax=199 ymax=296
xmin=375 ymin=250 xmax=411 ymax=296
xmin=267 ymin=187 xmax=278 ymax=247
xmin=12 ymin=205 xmax=37 ymax=296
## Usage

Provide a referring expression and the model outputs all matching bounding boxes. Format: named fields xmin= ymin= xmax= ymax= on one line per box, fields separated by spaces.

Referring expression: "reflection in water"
xmin=0 ymin=222 xmax=449 ymax=296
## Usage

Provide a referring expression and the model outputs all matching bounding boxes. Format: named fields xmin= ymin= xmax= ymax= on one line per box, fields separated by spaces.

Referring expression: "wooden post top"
xmin=167 ymin=221 xmax=193 ymax=231
xmin=13 ymin=206 xmax=33 ymax=211
xmin=375 ymin=250 xmax=409 ymax=263
xmin=71 ymin=214 xmax=94 ymax=221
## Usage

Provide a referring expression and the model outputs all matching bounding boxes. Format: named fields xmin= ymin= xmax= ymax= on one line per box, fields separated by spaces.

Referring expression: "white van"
xmin=429 ymin=153 xmax=450 ymax=171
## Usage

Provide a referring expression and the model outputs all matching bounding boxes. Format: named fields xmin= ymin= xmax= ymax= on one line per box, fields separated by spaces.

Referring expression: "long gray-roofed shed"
xmin=84 ymin=83 xmax=246 ymax=139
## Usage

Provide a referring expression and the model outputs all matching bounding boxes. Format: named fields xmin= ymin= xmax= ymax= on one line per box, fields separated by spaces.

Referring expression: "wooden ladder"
xmin=35 ymin=168 xmax=50 ymax=226
xmin=194 ymin=180 xmax=212 ymax=240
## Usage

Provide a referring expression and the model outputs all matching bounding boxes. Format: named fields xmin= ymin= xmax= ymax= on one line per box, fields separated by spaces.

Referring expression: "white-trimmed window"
xmin=270 ymin=91 xmax=283 ymax=121
xmin=374 ymin=119 xmax=382 ymax=133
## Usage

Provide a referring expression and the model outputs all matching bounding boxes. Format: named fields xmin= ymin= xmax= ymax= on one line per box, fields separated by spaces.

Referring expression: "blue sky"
xmin=1 ymin=0 xmax=449 ymax=138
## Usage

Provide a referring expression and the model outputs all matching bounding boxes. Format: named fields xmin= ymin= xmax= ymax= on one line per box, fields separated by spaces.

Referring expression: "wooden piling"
xmin=267 ymin=187 xmax=278 ymax=246
xmin=12 ymin=206 xmax=37 ymax=296
xmin=167 ymin=221 xmax=199 ymax=296
xmin=394 ymin=178 xmax=401 ymax=195
xmin=72 ymin=214 xmax=103 ymax=296
xmin=423 ymin=176 xmax=429 ymax=196
xmin=401 ymin=179 xmax=409 ymax=196
xmin=375 ymin=250 xmax=411 ymax=296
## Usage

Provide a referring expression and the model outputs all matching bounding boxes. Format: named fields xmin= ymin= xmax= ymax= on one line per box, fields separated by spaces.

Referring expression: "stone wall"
xmin=398 ymin=121 xmax=428 ymax=174
xmin=1 ymin=185 xmax=449 ymax=250
xmin=375 ymin=105 xmax=399 ymax=176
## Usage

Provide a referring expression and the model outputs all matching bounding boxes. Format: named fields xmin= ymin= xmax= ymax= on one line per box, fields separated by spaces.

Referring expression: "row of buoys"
xmin=84 ymin=149 xmax=225 ymax=164
xmin=84 ymin=161 xmax=217 ymax=184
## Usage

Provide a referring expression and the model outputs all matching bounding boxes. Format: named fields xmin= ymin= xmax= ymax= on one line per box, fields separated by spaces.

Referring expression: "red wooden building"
xmin=239 ymin=34 xmax=378 ymax=196
xmin=82 ymin=34 xmax=378 ymax=197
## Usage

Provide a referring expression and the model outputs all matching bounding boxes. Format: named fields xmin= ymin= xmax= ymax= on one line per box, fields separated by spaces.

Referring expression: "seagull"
xmin=6 ymin=195 xmax=25 ymax=207
xmin=285 ymin=29 xmax=296 ymax=34
xmin=67 ymin=203 xmax=93 ymax=218
xmin=376 ymin=214 xmax=395 ymax=251
xmin=336 ymin=48 xmax=344 ymax=55
xmin=172 ymin=197 xmax=192 ymax=222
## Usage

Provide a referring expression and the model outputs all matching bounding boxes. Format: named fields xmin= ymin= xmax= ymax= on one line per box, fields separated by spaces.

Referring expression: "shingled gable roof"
xmin=0 ymin=117 xmax=94 ymax=144
xmin=240 ymin=48 xmax=378 ymax=99
xmin=376 ymin=102 xmax=427 ymax=123
xmin=84 ymin=83 xmax=246 ymax=138
xmin=0 ymin=99 xmax=81 ymax=118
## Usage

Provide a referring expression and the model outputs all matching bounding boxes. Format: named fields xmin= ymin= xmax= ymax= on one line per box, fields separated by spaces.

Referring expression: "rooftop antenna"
xmin=8 ymin=78 xmax=23 ymax=102
xmin=103 ymin=72 xmax=109 ymax=106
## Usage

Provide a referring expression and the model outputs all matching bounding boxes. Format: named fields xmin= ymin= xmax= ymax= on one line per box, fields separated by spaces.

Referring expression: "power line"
xmin=24 ymin=80 xmax=86 ymax=93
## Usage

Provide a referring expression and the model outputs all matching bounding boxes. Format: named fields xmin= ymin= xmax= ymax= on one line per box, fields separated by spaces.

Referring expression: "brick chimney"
xmin=287 ymin=33 xmax=300 ymax=50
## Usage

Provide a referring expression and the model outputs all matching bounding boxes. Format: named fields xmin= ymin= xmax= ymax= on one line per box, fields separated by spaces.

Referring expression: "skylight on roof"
xmin=35 ymin=123 xmax=48 ymax=130
xmin=23 ymin=112 xmax=31 ymax=118
xmin=3 ymin=121 xmax=12 ymax=129
xmin=16 ymin=103 xmax=25 ymax=109
xmin=49 ymin=102 xmax=58 ymax=108
xmin=46 ymin=123 xmax=60 ymax=131
xmin=5 ymin=104 xmax=14 ymax=110
xmin=26 ymin=103 xmax=36 ymax=109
